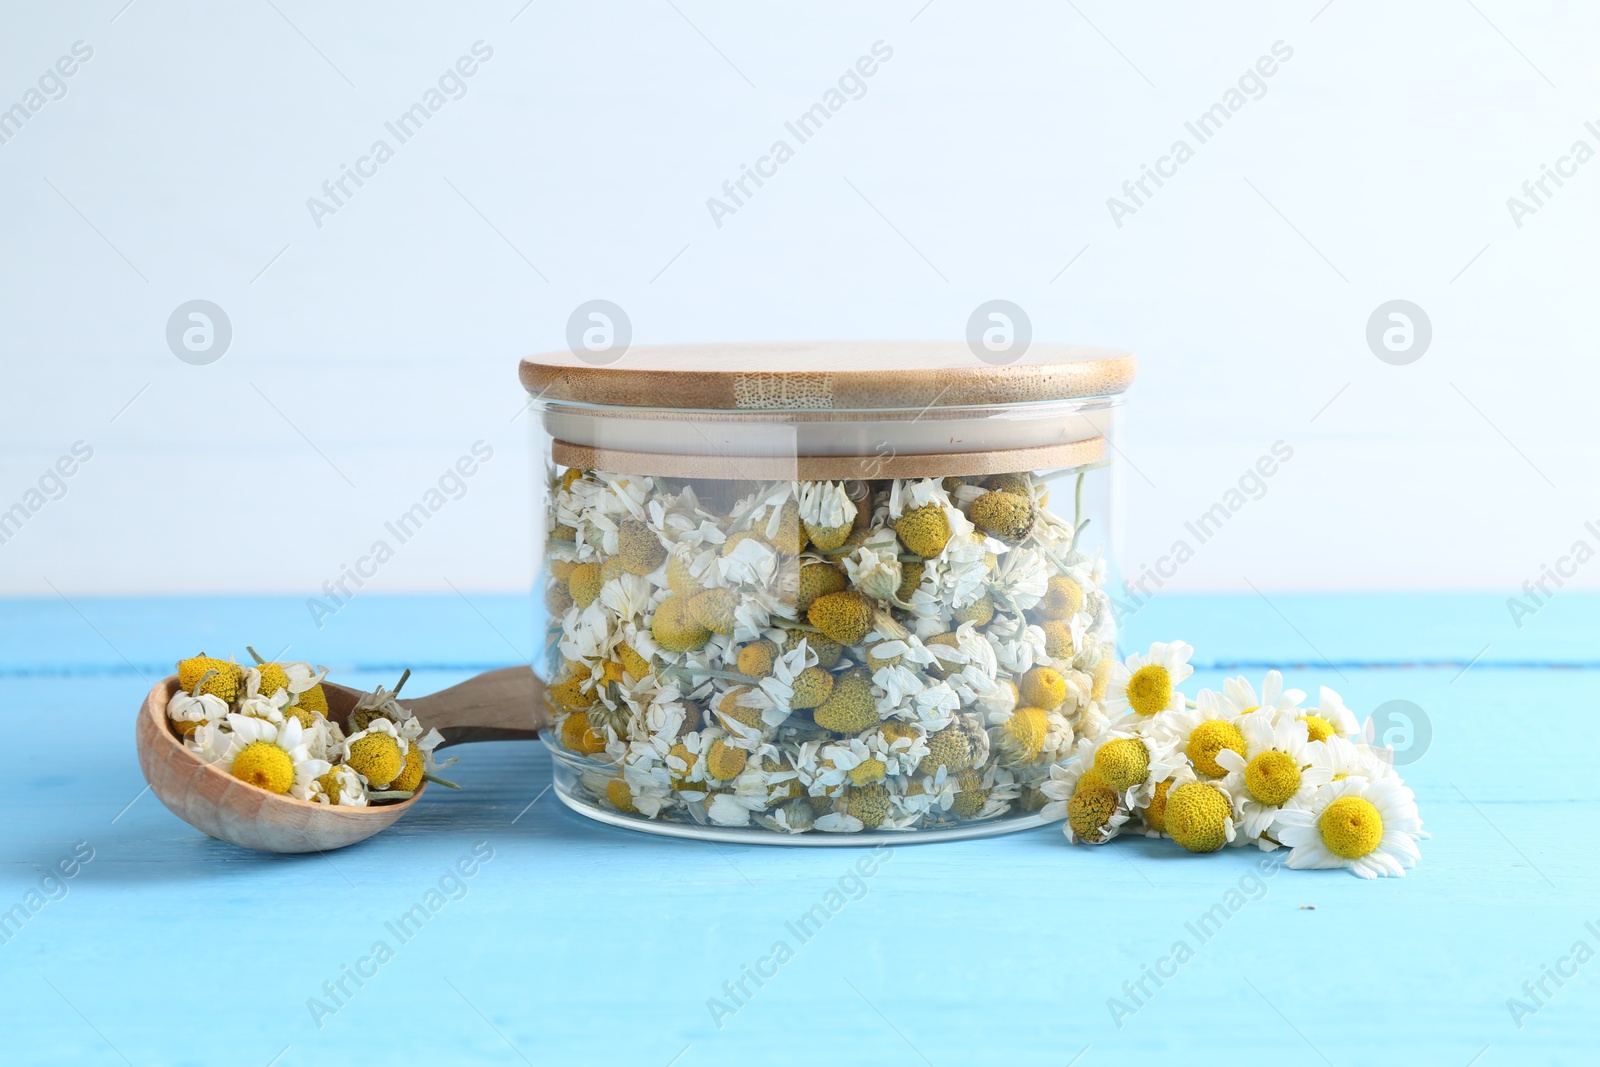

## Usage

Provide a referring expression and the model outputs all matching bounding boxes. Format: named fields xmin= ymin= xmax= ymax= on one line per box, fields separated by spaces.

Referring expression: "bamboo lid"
xmin=521 ymin=341 xmax=1135 ymax=411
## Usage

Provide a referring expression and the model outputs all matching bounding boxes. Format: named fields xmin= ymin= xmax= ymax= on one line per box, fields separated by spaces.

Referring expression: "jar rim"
xmin=520 ymin=341 xmax=1135 ymax=412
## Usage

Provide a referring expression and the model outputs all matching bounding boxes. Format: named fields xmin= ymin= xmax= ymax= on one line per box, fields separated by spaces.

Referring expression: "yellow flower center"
xmin=1145 ymin=779 xmax=1173 ymax=833
xmin=347 ymin=734 xmax=404 ymax=788
xmin=1244 ymin=750 xmax=1301 ymax=807
xmin=1068 ymin=775 xmax=1119 ymax=842
xmin=231 ymin=740 xmax=295 ymax=794
xmin=1093 ymin=738 xmax=1151 ymax=791
xmin=1126 ymin=665 xmax=1173 ymax=716
xmin=1301 ymin=714 xmax=1336 ymax=743
xmin=847 ymin=758 xmax=887 ymax=787
xmin=1318 ymin=796 xmax=1384 ymax=859
xmin=1186 ymin=720 xmax=1246 ymax=778
xmin=1238 ymin=705 xmax=1260 ymax=715
xmin=1165 ymin=783 xmax=1232 ymax=853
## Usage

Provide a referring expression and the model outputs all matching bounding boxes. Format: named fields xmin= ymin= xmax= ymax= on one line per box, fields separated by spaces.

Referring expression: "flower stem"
xmin=660 ymin=666 xmax=760 ymax=686
xmin=245 ymin=646 xmax=267 ymax=665
xmin=771 ymin=619 xmax=825 ymax=635
xmin=1068 ymin=519 xmax=1089 ymax=554
xmin=422 ymin=773 xmax=462 ymax=790
xmin=392 ymin=668 xmax=412 ymax=697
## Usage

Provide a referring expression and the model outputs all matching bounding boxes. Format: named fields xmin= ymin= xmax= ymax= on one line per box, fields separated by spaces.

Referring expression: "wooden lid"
xmin=521 ymin=341 xmax=1135 ymax=411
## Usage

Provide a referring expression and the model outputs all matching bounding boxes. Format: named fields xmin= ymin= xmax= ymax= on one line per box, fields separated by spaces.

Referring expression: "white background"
xmin=1 ymin=1 xmax=1596 ymax=598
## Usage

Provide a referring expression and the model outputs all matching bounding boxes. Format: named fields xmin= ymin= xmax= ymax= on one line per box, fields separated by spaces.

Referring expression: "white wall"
xmin=2 ymin=1 xmax=1596 ymax=597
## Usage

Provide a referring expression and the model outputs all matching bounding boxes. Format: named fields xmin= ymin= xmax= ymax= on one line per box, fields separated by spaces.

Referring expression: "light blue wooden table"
xmin=2 ymin=593 xmax=1595 ymax=1066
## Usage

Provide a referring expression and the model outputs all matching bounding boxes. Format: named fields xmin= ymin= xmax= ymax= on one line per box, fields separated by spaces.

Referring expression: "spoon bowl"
xmin=135 ymin=666 xmax=543 ymax=853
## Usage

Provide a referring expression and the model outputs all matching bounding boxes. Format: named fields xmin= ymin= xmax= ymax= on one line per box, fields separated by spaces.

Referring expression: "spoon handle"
xmin=400 ymin=666 xmax=545 ymax=748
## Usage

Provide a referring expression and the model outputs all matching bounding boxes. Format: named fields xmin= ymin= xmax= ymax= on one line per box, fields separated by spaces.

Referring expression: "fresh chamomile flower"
xmin=1134 ymin=764 xmax=1200 ymax=838
xmin=1214 ymin=712 xmax=1331 ymax=846
xmin=1157 ymin=689 xmax=1248 ymax=780
xmin=1308 ymin=734 xmax=1395 ymax=783
xmin=1086 ymin=728 xmax=1183 ymax=808
xmin=1164 ymin=780 xmax=1237 ymax=853
xmin=195 ymin=714 xmax=329 ymax=800
xmin=1106 ymin=640 xmax=1193 ymax=719
xmin=1042 ymin=739 xmax=1131 ymax=844
xmin=1270 ymin=775 xmax=1425 ymax=878
xmin=1302 ymin=685 xmax=1361 ymax=742
xmin=1218 ymin=669 xmax=1305 ymax=718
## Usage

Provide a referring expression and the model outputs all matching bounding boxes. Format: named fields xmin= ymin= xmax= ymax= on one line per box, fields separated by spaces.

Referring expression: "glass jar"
xmin=523 ymin=342 xmax=1133 ymax=844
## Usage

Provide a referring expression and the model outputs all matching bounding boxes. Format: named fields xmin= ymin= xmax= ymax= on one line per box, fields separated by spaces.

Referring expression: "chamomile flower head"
xmin=842 ymin=533 xmax=905 ymax=604
xmin=1218 ymin=669 xmax=1305 ymax=718
xmin=1309 ymin=734 xmax=1395 ymax=783
xmin=1270 ymin=775 xmax=1425 ymax=878
xmin=1214 ymin=712 xmax=1330 ymax=844
xmin=1165 ymin=780 xmax=1237 ymax=853
xmin=1302 ymin=686 xmax=1361 ymax=742
xmin=236 ymin=688 xmax=290 ymax=725
xmin=1047 ymin=743 xmax=1131 ymax=845
xmin=166 ymin=688 xmax=229 ymax=739
xmin=892 ymin=503 xmax=953 ymax=559
xmin=177 ymin=654 xmax=244 ymax=703
xmin=344 ymin=718 xmax=409 ymax=790
xmin=316 ymin=764 xmax=369 ymax=806
xmin=198 ymin=714 xmax=329 ymax=800
xmin=1158 ymin=691 xmax=1248 ymax=780
xmin=1136 ymin=764 xmax=1199 ymax=838
xmin=1107 ymin=641 xmax=1193 ymax=719
xmin=798 ymin=481 xmax=858 ymax=552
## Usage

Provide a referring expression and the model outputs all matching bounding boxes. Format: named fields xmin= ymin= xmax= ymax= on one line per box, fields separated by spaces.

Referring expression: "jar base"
xmin=549 ymin=776 xmax=1059 ymax=847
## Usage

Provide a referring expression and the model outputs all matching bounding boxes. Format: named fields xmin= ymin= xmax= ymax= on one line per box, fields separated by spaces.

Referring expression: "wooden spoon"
xmin=135 ymin=667 xmax=544 ymax=854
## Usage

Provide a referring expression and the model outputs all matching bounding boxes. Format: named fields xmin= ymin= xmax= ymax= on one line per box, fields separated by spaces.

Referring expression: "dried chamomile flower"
xmin=193 ymin=714 xmax=329 ymax=800
xmin=799 ymin=481 xmax=857 ymax=552
xmin=652 ymin=596 xmax=712 ymax=652
xmin=807 ymin=590 xmax=876 ymax=646
xmin=797 ymin=562 xmax=848 ymax=613
xmin=1034 ymin=575 xmax=1084 ymax=620
xmin=617 ymin=518 xmax=667 ymax=574
xmin=784 ymin=631 xmax=843 ymax=669
xmin=736 ymin=639 xmax=779 ymax=679
xmin=689 ymin=587 xmax=739 ymax=636
xmin=892 ymin=503 xmax=952 ymax=559
xmin=345 ymin=719 xmax=409 ymax=789
xmin=166 ymin=681 xmax=229 ymax=739
xmin=992 ymin=705 xmax=1048 ymax=766
xmin=178 ymin=654 xmax=244 ymax=703
xmin=559 ymin=711 xmax=608 ymax=757
xmin=316 ymin=764 xmax=369 ymax=807
xmin=789 ymin=667 xmax=835 ymax=710
xmin=568 ymin=562 xmax=604 ymax=607
xmin=952 ymin=592 xmax=996 ymax=627
xmin=970 ymin=490 xmax=1035 ymax=543
xmin=983 ymin=472 xmax=1033 ymax=497
xmin=1019 ymin=666 xmax=1067 ymax=710
xmin=812 ymin=670 xmax=878 ymax=734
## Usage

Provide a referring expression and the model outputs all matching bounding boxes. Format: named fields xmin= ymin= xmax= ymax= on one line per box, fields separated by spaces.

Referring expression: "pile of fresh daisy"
xmin=1046 ymin=641 xmax=1427 ymax=878
xmin=167 ymin=650 xmax=452 ymax=806
xmin=543 ymin=467 xmax=1120 ymax=834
